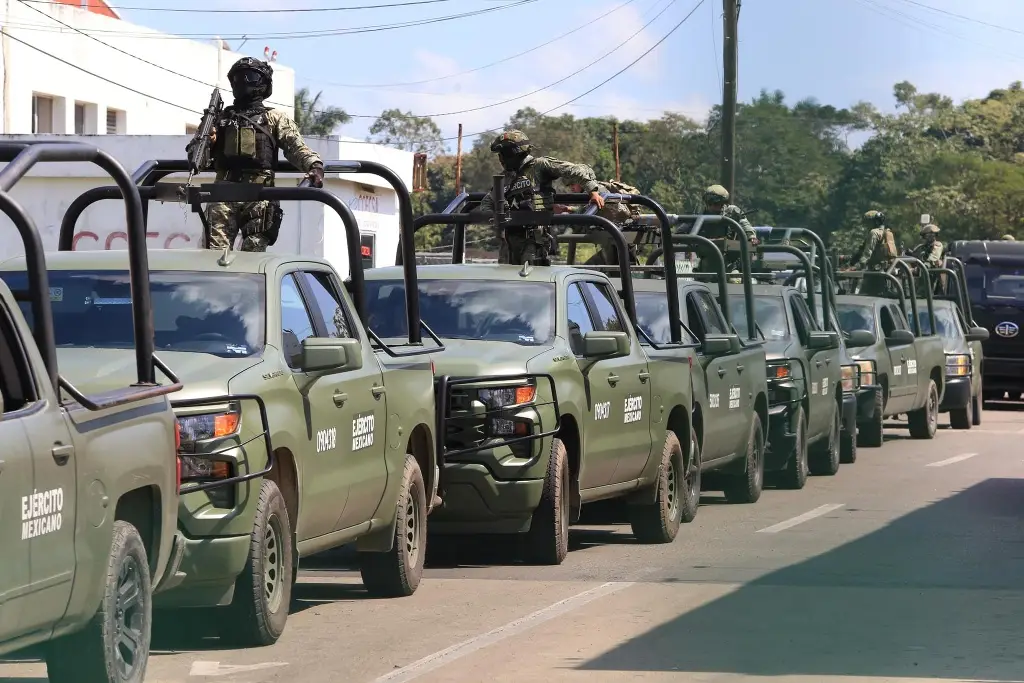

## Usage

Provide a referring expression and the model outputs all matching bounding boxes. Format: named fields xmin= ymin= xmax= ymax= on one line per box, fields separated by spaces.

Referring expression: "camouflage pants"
xmin=204 ymin=200 xmax=273 ymax=252
xmin=498 ymin=227 xmax=555 ymax=266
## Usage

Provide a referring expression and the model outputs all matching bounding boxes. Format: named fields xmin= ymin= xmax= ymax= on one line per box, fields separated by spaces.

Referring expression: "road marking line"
xmin=927 ymin=452 xmax=978 ymax=467
xmin=756 ymin=504 xmax=845 ymax=534
xmin=189 ymin=661 xmax=288 ymax=676
xmin=372 ymin=581 xmax=634 ymax=682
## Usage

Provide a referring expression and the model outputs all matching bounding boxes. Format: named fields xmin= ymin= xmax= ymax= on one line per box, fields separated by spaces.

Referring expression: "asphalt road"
xmin=5 ymin=403 xmax=1024 ymax=683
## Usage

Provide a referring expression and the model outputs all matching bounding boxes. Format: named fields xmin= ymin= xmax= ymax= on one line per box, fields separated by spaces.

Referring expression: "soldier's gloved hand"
xmin=307 ymin=163 xmax=325 ymax=188
xmin=589 ymin=191 xmax=605 ymax=210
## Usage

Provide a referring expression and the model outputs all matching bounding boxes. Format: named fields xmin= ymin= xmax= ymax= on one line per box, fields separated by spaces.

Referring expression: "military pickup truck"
xmin=369 ymin=183 xmax=697 ymax=564
xmin=0 ymin=142 xmax=182 ymax=683
xmin=834 ymin=257 xmax=948 ymax=445
xmin=25 ymin=160 xmax=461 ymax=648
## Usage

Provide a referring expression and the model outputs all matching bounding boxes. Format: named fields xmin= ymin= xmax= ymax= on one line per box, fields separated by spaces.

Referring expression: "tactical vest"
xmin=505 ymin=173 xmax=545 ymax=212
xmin=874 ymin=228 xmax=898 ymax=261
xmin=216 ymin=106 xmax=278 ymax=173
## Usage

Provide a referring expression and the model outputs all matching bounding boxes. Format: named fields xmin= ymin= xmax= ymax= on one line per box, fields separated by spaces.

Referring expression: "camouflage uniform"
xmin=852 ymin=210 xmax=899 ymax=296
xmin=189 ymin=57 xmax=324 ymax=253
xmin=579 ymin=180 xmax=644 ymax=267
xmin=702 ymin=184 xmax=756 ymax=279
xmin=912 ymin=224 xmax=944 ymax=267
xmin=479 ymin=130 xmax=599 ymax=265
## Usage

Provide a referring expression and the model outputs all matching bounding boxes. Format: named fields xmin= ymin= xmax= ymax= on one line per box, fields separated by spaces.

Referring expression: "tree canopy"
xmin=369 ymin=80 xmax=1024 ymax=253
xmin=294 ymin=87 xmax=351 ymax=137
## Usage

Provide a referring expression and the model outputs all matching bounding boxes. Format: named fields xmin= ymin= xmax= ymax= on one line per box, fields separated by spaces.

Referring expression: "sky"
xmin=102 ymin=0 xmax=1024 ymax=151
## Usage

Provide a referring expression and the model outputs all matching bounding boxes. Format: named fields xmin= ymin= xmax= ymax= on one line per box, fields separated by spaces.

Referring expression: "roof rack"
xmin=0 ymin=141 xmax=182 ymax=409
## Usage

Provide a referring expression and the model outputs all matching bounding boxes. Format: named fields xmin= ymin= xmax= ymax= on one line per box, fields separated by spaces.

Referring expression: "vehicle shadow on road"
xmin=577 ymin=477 xmax=1024 ymax=680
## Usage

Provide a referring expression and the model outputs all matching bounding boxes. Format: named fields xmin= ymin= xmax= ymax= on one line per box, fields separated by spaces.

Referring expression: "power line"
xmin=891 ymin=0 xmax=1024 ymax=36
xmin=19 ymin=0 xmax=677 ymax=122
xmin=540 ymin=0 xmax=706 ymax=116
xmin=8 ymin=0 xmax=541 ymax=40
xmin=301 ymin=0 xmax=642 ymax=89
xmin=21 ymin=0 xmax=474 ymax=13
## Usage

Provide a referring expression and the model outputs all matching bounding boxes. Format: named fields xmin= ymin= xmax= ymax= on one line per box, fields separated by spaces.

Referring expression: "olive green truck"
xmin=0 ymin=143 xmax=183 ymax=683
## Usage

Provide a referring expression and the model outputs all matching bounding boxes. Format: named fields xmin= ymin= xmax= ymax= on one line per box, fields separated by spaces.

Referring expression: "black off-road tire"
xmin=524 ymin=438 xmax=570 ymax=565
xmin=779 ymin=405 xmax=809 ymax=489
xmin=681 ymin=426 xmax=702 ymax=524
xmin=810 ymin=404 xmax=841 ymax=476
xmin=219 ymin=480 xmax=293 ymax=647
xmin=908 ymin=380 xmax=939 ymax=439
xmin=858 ymin=390 xmax=885 ymax=448
xmin=630 ymin=430 xmax=686 ymax=543
xmin=723 ymin=413 xmax=765 ymax=504
xmin=949 ymin=395 xmax=972 ymax=430
xmin=360 ymin=455 xmax=427 ymax=597
xmin=840 ymin=418 xmax=857 ymax=464
xmin=46 ymin=520 xmax=152 ymax=683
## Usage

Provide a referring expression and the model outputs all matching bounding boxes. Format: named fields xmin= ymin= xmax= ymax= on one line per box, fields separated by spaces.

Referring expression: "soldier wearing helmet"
xmin=913 ymin=223 xmax=944 ymax=268
xmin=186 ymin=57 xmax=325 ymax=252
xmin=1002 ymin=234 xmax=1016 ymax=241
xmin=848 ymin=210 xmax=899 ymax=295
xmin=702 ymin=184 xmax=757 ymax=275
xmin=478 ymin=129 xmax=603 ymax=265
xmin=560 ymin=178 xmax=645 ymax=268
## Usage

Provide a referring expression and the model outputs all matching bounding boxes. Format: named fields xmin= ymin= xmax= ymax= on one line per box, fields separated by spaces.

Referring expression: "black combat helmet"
xmin=228 ymin=57 xmax=274 ymax=105
xmin=490 ymin=129 xmax=533 ymax=173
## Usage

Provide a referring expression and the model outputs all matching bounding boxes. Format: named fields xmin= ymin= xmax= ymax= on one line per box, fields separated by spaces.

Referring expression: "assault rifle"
xmin=185 ymin=87 xmax=223 ymax=187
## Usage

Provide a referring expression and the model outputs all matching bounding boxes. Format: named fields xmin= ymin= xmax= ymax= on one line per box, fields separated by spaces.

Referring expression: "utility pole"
xmin=455 ymin=123 xmax=463 ymax=195
xmin=613 ymin=121 xmax=621 ymax=181
xmin=720 ymin=0 xmax=738 ymax=194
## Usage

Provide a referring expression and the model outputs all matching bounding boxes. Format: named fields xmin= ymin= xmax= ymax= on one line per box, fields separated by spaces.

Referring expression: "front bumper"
xmin=983 ymin=357 xmax=1024 ymax=394
xmin=153 ymin=531 xmax=251 ymax=609
xmin=428 ymin=460 xmax=546 ymax=535
xmin=765 ymin=383 xmax=800 ymax=471
xmin=856 ymin=384 xmax=881 ymax=422
xmin=940 ymin=376 xmax=971 ymax=411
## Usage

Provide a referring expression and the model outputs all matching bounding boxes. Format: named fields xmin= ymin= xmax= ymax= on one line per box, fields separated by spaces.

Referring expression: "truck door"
xmin=882 ymin=303 xmax=918 ymax=412
xmin=298 ymin=270 xmax=388 ymax=533
xmin=686 ymin=291 xmax=743 ymax=459
xmin=791 ymin=294 xmax=839 ymax=437
xmin=0 ymin=306 xmax=37 ymax=639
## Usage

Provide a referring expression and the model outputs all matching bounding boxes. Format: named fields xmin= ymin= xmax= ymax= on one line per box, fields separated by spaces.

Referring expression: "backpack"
xmin=602 ymin=180 xmax=643 ymax=218
xmin=880 ymin=228 xmax=898 ymax=259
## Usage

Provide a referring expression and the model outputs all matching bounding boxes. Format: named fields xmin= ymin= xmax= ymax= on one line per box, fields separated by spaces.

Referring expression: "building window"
xmin=106 ymin=108 xmax=124 ymax=134
xmin=75 ymin=103 xmax=86 ymax=135
xmin=32 ymin=94 xmax=54 ymax=134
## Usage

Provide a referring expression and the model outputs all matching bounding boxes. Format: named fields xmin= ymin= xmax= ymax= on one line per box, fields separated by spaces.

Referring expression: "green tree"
xmin=293 ymin=87 xmax=351 ymax=136
xmin=368 ymin=109 xmax=446 ymax=156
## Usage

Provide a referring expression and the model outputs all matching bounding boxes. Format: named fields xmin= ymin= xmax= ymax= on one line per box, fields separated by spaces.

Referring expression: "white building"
xmin=0 ymin=134 xmax=413 ymax=277
xmin=0 ymin=2 xmax=415 ymax=277
xmin=0 ymin=0 xmax=296 ymax=135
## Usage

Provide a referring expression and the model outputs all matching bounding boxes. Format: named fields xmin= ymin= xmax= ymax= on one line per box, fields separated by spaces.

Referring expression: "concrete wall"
xmin=0 ymin=135 xmax=414 ymax=278
xmin=0 ymin=0 xmax=296 ymax=135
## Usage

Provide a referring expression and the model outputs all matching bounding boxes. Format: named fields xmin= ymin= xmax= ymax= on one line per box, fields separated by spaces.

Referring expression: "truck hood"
xmin=55 ymin=348 xmax=265 ymax=401
xmin=432 ymin=340 xmax=549 ymax=377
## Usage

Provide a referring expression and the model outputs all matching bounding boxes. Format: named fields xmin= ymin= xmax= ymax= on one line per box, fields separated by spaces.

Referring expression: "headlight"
xmin=179 ymin=456 xmax=232 ymax=482
xmin=841 ymin=364 xmax=860 ymax=392
xmin=477 ymin=384 xmax=537 ymax=438
xmin=855 ymin=359 xmax=876 ymax=386
xmin=478 ymin=385 xmax=537 ymax=408
xmin=766 ymin=360 xmax=792 ymax=381
xmin=945 ymin=353 xmax=971 ymax=377
xmin=176 ymin=408 xmax=241 ymax=451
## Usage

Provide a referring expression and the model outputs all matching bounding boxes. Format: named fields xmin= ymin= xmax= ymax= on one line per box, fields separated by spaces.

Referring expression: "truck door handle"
xmin=824 ymin=358 xmax=831 ymax=365
xmin=736 ymin=364 xmax=744 ymax=373
xmin=815 ymin=360 xmax=822 ymax=368
xmin=717 ymin=367 xmax=727 ymax=377
xmin=51 ymin=444 xmax=73 ymax=466
xmin=0 ymin=459 xmax=5 ymax=475
xmin=638 ymin=371 xmax=651 ymax=383
xmin=333 ymin=391 xmax=348 ymax=407
xmin=607 ymin=374 xmax=620 ymax=386
xmin=371 ymin=385 xmax=386 ymax=399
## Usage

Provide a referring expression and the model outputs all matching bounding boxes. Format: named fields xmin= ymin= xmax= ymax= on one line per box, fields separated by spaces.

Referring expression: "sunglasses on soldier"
xmin=238 ymin=70 xmax=263 ymax=84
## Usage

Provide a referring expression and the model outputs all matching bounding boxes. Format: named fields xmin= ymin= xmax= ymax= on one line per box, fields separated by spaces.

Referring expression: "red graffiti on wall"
xmin=71 ymin=231 xmax=194 ymax=250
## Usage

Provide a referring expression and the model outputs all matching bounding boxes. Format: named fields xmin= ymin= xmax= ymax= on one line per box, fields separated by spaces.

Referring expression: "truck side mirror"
xmin=884 ymin=329 xmax=915 ymax=347
xmin=301 ymin=337 xmax=363 ymax=373
xmin=702 ymin=333 xmax=740 ymax=356
xmin=965 ymin=326 xmax=989 ymax=342
xmin=847 ymin=329 xmax=876 ymax=347
xmin=807 ymin=330 xmax=838 ymax=350
xmin=582 ymin=331 xmax=630 ymax=359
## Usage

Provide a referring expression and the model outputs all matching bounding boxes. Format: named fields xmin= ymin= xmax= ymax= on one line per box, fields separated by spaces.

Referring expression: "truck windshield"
xmin=836 ymin=303 xmax=875 ymax=334
xmin=366 ymin=279 xmax=556 ymax=345
xmin=916 ymin=307 xmax=959 ymax=338
xmin=728 ymin=295 xmax=789 ymax=340
xmin=965 ymin=263 xmax=1024 ymax=304
xmin=1 ymin=270 xmax=265 ymax=358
